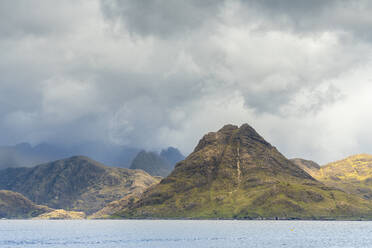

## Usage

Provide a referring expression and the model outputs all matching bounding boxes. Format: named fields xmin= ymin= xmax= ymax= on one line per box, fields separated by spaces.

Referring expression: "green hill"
xmin=294 ymin=154 xmax=372 ymax=200
xmin=114 ymin=124 xmax=372 ymax=220
xmin=0 ymin=156 xmax=160 ymax=214
xmin=0 ymin=190 xmax=51 ymax=219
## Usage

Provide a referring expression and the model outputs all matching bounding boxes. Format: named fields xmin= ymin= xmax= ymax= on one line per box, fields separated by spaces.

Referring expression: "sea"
xmin=0 ymin=220 xmax=371 ymax=248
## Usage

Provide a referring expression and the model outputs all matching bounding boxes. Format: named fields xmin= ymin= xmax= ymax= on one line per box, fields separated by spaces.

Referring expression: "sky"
xmin=1 ymin=0 xmax=372 ymax=164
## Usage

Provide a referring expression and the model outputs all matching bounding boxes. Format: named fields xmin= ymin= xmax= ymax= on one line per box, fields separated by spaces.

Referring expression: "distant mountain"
xmin=302 ymin=154 xmax=372 ymax=200
xmin=0 ymin=190 xmax=51 ymax=219
xmin=115 ymin=124 xmax=372 ymax=220
xmin=160 ymin=147 xmax=185 ymax=166
xmin=0 ymin=142 xmax=141 ymax=169
xmin=0 ymin=156 xmax=160 ymax=214
xmin=130 ymin=151 xmax=173 ymax=177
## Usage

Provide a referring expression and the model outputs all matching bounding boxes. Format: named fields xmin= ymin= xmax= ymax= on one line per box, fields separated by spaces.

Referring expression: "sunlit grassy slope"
xmin=295 ymin=154 xmax=372 ymax=200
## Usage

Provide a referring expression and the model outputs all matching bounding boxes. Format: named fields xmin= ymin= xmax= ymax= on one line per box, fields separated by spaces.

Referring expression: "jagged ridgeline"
xmin=0 ymin=156 xmax=160 ymax=215
xmin=115 ymin=124 xmax=372 ymax=220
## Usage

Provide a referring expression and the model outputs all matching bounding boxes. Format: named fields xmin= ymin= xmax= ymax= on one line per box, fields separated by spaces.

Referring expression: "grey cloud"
xmin=100 ymin=0 xmax=225 ymax=37
xmin=0 ymin=1 xmax=92 ymax=38
xmin=0 ymin=0 xmax=372 ymax=165
xmin=244 ymin=0 xmax=372 ymax=41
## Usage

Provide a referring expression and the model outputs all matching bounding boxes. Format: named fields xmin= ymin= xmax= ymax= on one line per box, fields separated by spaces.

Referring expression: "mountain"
xmin=160 ymin=147 xmax=185 ymax=166
xmin=130 ymin=151 xmax=174 ymax=177
xmin=114 ymin=124 xmax=372 ymax=220
xmin=290 ymin=158 xmax=321 ymax=174
xmin=0 ymin=156 xmax=160 ymax=214
xmin=301 ymin=154 xmax=372 ymax=200
xmin=0 ymin=190 xmax=51 ymax=219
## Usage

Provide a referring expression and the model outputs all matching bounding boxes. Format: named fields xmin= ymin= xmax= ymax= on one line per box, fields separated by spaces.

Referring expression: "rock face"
xmin=0 ymin=156 xmax=160 ymax=214
xmin=130 ymin=151 xmax=174 ymax=177
xmin=304 ymin=154 xmax=372 ymax=200
xmin=116 ymin=124 xmax=372 ymax=219
xmin=0 ymin=190 xmax=51 ymax=219
xmin=290 ymin=158 xmax=321 ymax=175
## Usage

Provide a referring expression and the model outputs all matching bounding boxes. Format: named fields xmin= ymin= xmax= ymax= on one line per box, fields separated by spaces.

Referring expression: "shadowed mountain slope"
xmin=0 ymin=190 xmax=51 ymax=219
xmin=290 ymin=158 xmax=321 ymax=175
xmin=0 ymin=156 xmax=160 ymax=214
xmin=115 ymin=124 xmax=372 ymax=220
xmin=130 ymin=151 xmax=174 ymax=177
xmin=160 ymin=147 xmax=185 ymax=167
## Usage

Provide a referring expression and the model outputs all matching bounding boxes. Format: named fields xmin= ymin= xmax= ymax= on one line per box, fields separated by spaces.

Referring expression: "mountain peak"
xmin=194 ymin=123 xmax=271 ymax=155
xmin=218 ymin=124 xmax=239 ymax=132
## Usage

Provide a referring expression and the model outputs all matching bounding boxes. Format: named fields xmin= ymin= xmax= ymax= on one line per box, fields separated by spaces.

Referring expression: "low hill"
xmin=114 ymin=124 xmax=372 ymax=220
xmin=0 ymin=156 xmax=160 ymax=214
xmin=35 ymin=209 xmax=86 ymax=220
xmin=302 ymin=154 xmax=372 ymax=200
xmin=0 ymin=190 xmax=51 ymax=219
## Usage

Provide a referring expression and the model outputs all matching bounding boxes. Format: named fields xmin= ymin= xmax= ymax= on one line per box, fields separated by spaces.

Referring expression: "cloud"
xmin=0 ymin=0 xmax=372 ymax=165
xmin=100 ymin=0 xmax=225 ymax=37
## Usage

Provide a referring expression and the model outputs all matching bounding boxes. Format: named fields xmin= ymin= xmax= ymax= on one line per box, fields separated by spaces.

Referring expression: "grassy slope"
xmin=301 ymin=154 xmax=372 ymax=200
xmin=0 ymin=190 xmax=51 ymax=218
xmin=35 ymin=209 xmax=86 ymax=219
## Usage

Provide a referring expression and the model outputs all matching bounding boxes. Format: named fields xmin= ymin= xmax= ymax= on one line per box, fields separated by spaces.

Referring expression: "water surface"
xmin=0 ymin=220 xmax=372 ymax=248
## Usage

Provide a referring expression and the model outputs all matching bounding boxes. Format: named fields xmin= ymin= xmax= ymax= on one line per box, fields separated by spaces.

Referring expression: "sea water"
xmin=0 ymin=220 xmax=372 ymax=248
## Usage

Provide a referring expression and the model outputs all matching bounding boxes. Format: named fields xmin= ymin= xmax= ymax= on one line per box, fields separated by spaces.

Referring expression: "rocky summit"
xmin=115 ymin=124 xmax=372 ymax=220
xmin=0 ymin=156 xmax=160 ymax=215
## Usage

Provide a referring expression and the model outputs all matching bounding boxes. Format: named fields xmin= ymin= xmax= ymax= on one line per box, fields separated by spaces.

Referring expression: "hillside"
xmin=290 ymin=158 xmax=321 ymax=175
xmin=301 ymin=154 xmax=372 ymax=200
xmin=130 ymin=151 xmax=174 ymax=177
xmin=0 ymin=156 xmax=160 ymax=214
xmin=0 ymin=190 xmax=51 ymax=219
xmin=115 ymin=124 xmax=372 ymax=220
